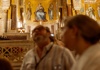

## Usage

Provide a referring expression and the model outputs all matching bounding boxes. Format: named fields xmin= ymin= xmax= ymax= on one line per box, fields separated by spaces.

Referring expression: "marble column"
xmin=67 ymin=4 xmax=72 ymax=16
xmin=3 ymin=10 xmax=8 ymax=33
xmin=0 ymin=10 xmax=8 ymax=35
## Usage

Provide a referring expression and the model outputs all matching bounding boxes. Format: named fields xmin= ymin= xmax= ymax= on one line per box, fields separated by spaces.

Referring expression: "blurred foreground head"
xmin=62 ymin=15 xmax=100 ymax=54
xmin=0 ymin=58 xmax=13 ymax=70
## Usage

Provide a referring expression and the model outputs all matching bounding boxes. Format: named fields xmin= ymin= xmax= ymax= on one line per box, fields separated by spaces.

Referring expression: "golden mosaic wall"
xmin=73 ymin=0 xmax=100 ymax=21
xmin=24 ymin=0 xmax=56 ymax=21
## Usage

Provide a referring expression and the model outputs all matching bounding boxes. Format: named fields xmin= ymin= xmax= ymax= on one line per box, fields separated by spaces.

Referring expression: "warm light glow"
xmin=1 ymin=0 xmax=10 ymax=10
xmin=59 ymin=12 xmax=60 ymax=16
xmin=84 ymin=0 xmax=97 ymax=3
xmin=40 ymin=21 xmax=42 ymax=25
xmin=61 ymin=23 xmax=64 ymax=27
xmin=17 ymin=28 xmax=25 ymax=33
xmin=17 ymin=21 xmax=23 ymax=28
xmin=61 ymin=23 xmax=63 ymax=27
xmin=73 ymin=0 xmax=81 ymax=10
xmin=56 ymin=19 xmax=59 ymax=23
xmin=23 ymin=19 xmax=26 ymax=23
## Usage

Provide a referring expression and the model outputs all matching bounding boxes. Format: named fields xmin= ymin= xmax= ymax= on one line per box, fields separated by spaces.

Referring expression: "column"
xmin=3 ymin=10 xmax=8 ymax=33
xmin=67 ymin=4 xmax=72 ymax=16
xmin=11 ymin=5 xmax=17 ymax=30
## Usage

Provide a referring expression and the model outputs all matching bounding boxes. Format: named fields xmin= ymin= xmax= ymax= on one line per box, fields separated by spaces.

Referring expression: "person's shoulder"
xmin=22 ymin=49 xmax=36 ymax=65
xmin=25 ymin=49 xmax=34 ymax=57
xmin=53 ymin=44 xmax=75 ymax=58
xmin=56 ymin=45 xmax=74 ymax=56
xmin=54 ymin=44 xmax=67 ymax=49
xmin=53 ymin=44 xmax=71 ymax=53
xmin=62 ymin=47 xmax=73 ymax=54
xmin=53 ymin=44 xmax=63 ymax=49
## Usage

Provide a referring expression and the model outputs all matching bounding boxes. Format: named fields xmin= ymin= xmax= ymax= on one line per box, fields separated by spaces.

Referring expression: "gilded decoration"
xmin=0 ymin=41 xmax=33 ymax=62
xmin=72 ymin=0 xmax=100 ymax=21
xmin=84 ymin=1 xmax=100 ymax=20
xmin=24 ymin=0 xmax=54 ymax=22
xmin=34 ymin=3 xmax=47 ymax=22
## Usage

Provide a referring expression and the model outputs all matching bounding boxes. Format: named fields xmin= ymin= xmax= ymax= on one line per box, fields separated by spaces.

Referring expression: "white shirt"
xmin=20 ymin=42 xmax=75 ymax=70
xmin=71 ymin=43 xmax=100 ymax=70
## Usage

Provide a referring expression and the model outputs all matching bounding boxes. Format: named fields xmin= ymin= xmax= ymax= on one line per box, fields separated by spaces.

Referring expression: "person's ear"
xmin=72 ymin=26 xmax=78 ymax=37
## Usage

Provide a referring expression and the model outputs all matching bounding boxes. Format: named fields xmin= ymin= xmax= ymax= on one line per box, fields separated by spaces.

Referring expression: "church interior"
xmin=0 ymin=0 xmax=100 ymax=70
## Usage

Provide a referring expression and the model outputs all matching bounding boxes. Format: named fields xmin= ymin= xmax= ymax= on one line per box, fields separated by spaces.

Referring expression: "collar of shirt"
xmin=34 ymin=42 xmax=53 ymax=63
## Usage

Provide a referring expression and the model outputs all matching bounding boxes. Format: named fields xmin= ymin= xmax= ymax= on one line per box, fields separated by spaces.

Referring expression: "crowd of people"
xmin=1 ymin=14 xmax=100 ymax=70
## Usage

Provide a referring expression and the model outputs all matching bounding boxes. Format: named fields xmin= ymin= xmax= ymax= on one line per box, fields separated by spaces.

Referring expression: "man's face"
xmin=32 ymin=26 xmax=49 ymax=43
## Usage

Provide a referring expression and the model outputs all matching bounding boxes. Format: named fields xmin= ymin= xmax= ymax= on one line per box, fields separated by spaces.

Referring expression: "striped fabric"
xmin=20 ymin=42 xmax=75 ymax=70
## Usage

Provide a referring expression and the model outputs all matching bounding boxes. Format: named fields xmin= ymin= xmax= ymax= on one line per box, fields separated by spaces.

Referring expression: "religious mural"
xmin=86 ymin=6 xmax=96 ymax=20
xmin=34 ymin=3 xmax=47 ymax=22
xmin=26 ymin=2 xmax=32 ymax=20
xmin=48 ymin=3 xmax=54 ymax=20
xmin=72 ymin=0 xmax=100 ymax=21
xmin=84 ymin=3 xmax=100 ymax=20
xmin=73 ymin=0 xmax=82 ymax=10
xmin=97 ymin=5 xmax=100 ymax=18
xmin=19 ymin=0 xmax=23 ymax=6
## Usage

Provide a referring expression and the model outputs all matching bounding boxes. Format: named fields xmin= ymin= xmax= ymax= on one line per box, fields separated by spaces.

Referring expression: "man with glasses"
xmin=20 ymin=25 xmax=75 ymax=70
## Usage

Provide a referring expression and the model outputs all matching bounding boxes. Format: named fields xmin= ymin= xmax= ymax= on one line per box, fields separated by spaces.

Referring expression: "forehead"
xmin=32 ymin=25 xmax=46 ymax=32
xmin=34 ymin=25 xmax=45 ymax=29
